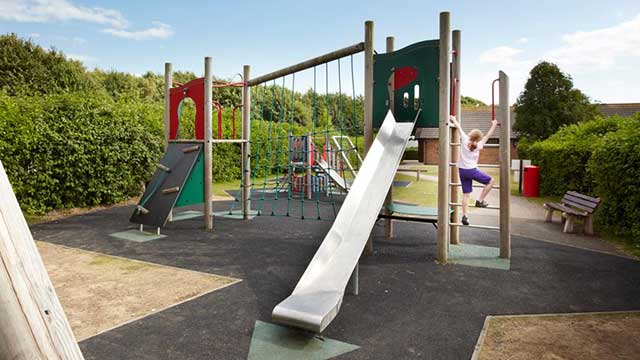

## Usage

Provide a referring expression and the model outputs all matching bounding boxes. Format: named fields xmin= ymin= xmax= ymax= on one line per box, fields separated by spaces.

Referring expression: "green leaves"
xmin=514 ymin=62 xmax=598 ymax=140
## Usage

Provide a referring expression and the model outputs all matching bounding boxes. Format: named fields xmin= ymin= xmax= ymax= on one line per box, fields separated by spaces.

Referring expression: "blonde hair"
xmin=468 ymin=129 xmax=483 ymax=151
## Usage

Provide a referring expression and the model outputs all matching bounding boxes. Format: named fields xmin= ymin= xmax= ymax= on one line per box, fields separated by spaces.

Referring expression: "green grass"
xmin=391 ymin=173 xmax=438 ymax=207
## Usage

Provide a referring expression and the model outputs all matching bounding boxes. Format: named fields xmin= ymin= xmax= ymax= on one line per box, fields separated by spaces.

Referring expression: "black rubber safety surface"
xmin=31 ymin=199 xmax=640 ymax=360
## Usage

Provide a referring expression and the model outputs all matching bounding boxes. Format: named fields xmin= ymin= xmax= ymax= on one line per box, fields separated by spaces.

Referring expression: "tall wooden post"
xmin=242 ymin=65 xmax=251 ymax=219
xmin=384 ymin=36 xmax=395 ymax=240
xmin=363 ymin=20 xmax=374 ymax=254
xmin=499 ymin=71 xmax=511 ymax=258
xmin=204 ymin=57 xmax=213 ymax=230
xmin=164 ymin=62 xmax=172 ymax=150
xmin=0 ymin=161 xmax=84 ymax=360
xmin=164 ymin=63 xmax=173 ymax=223
xmin=450 ymin=30 xmax=461 ymax=245
xmin=437 ymin=12 xmax=451 ymax=263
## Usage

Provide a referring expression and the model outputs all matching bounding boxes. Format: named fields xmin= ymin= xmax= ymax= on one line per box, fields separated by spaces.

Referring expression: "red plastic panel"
xmin=169 ymin=78 xmax=205 ymax=140
xmin=393 ymin=66 xmax=419 ymax=90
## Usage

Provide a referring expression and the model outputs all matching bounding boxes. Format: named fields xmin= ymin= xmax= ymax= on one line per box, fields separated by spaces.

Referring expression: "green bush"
xmin=526 ymin=116 xmax=633 ymax=196
xmin=0 ymin=93 xmax=163 ymax=214
xmin=588 ymin=124 xmax=640 ymax=243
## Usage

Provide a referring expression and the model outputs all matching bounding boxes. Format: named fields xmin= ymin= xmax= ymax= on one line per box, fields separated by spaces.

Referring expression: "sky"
xmin=1 ymin=0 xmax=640 ymax=104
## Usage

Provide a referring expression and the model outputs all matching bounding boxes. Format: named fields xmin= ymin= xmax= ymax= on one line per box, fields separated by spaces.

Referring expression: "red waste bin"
xmin=523 ymin=165 xmax=540 ymax=197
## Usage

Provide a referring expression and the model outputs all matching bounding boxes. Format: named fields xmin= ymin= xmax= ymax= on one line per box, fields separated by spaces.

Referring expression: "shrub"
xmin=588 ymin=122 xmax=640 ymax=243
xmin=0 ymin=93 xmax=163 ymax=214
xmin=526 ymin=116 xmax=633 ymax=196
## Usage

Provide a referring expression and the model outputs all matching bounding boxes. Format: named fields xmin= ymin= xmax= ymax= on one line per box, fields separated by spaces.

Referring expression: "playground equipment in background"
xmin=128 ymin=11 xmax=511 ymax=334
xmin=130 ymin=62 xmax=250 ymax=232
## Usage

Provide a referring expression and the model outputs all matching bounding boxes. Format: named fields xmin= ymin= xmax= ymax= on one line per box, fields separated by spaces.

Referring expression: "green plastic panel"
xmin=175 ymin=149 xmax=204 ymax=207
xmin=373 ymin=39 xmax=440 ymax=128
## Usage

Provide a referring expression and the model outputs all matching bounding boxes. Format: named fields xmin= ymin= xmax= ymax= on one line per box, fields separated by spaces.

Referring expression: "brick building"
xmin=414 ymin=103 xmax=640 ymax=165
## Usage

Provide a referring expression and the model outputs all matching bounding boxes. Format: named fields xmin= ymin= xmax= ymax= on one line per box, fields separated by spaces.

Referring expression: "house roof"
xmin=415 ymin=103 xmax=640 ymax=139
xmin=596 ymin=103 xmax=640 ymax=118
xmin=415 ymin=106 xmax=517 ymax=139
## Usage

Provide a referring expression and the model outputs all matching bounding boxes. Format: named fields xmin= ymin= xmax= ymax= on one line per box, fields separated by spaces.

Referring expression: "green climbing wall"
xmin=373 ymin=39 xmax=440 ymax=128
xmin=175 ymin=150 xmax=204 ymax=207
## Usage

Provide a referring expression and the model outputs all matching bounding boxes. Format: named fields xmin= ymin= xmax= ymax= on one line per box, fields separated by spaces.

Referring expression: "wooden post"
xmin=164 ymin=63 xmax=173 ymax=223
xmin=242 ymin=65 xmax=251 ymax=219
xmin=499 ymin=71 xmax=511 ymax=258
xmin=363 ymin=20 xmax=374 ymax=254
xmin=437 ymin=12 xmax=451 ymax=263
xmin=204 ymin=57 xmax=213 ymax=230
xmin=450 ymin=30 xmax=461 ymax=245
xmin=384 ymin=36 xmax=395 ymax=240
xmin=0 ymin=161 xmax=84 ymax=360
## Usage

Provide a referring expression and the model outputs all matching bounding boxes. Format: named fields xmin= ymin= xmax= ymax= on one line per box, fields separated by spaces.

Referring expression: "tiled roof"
xmin=596 ymin=103 xmax=640 ymax=118
xmin=415 ymin=103 xmax=640 ymax=139
xmin=415 ymin=106 xmax=516 ymax=139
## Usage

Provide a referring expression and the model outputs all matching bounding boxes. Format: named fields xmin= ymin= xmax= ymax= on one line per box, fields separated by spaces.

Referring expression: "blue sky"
xmin=1 ymin=0 xmax=639 ymax=104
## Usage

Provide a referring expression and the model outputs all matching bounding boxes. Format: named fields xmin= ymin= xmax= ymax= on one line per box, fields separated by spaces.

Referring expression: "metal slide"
xmin=315 ymin=159 xmax=349 ymax=191
xmin=272 ymin=111 xmax=415 ymax=332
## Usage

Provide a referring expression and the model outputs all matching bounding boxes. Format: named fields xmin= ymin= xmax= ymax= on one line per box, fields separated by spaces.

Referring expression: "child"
xmin=449 ymin=115 xmax=497 ymax=225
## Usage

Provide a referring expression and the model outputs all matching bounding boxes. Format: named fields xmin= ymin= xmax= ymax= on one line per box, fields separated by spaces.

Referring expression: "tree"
xmin=514 ymin=61 xmax=597 ymax=140
xmin=461 ymin=96 xmax=486 ymax=107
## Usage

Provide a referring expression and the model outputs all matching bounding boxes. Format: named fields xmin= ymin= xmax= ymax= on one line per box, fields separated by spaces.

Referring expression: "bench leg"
xmin=585 ymin=215 xmax=594 ymax=235
xmin=545 ymin=208 xmax=554 ymax=222
xmin=563 ymin=214 xmax=575 ymax=233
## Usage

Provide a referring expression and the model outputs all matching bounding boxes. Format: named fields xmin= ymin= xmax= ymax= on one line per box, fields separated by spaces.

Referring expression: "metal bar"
xmin=242 ymin=65 xmax=251 ymax=219
xmin=449 ymin=183 xmax=500 ymax=189
xmin=518 ymin=159 xmax=523 ymax=194
xmin=204 ymin=57 xmax=213 ymax=230
xmin=247 ymin=42 xmax=365 ymax=87
xmin=363 ymin=20 xmax=374 ymax=255
xmin=210 ymin=139 xmax=248 ymax=144
xmin=437 ymin=11 xmax=451 ymax=263
xmin=499 ymin=71 xmax=511 ymax=259
xmin=378 ymin=213 xmax=438 ymax=223
xmin=450 ymin=223 xmax=500 ymax=230
xmin=449 ymin=203 xmax=500 ymax=210
xmin=451 ymin=142 xmax=495 ymax=147
xmin=170 ymin=139 xmax=205 ymax=143
xmin=449 ymin=163 xmax=500 ymax=168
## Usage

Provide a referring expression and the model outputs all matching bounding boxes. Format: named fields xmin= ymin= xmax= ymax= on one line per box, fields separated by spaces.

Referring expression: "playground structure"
xmin=127 ymin=11 xmax=511 ymax=333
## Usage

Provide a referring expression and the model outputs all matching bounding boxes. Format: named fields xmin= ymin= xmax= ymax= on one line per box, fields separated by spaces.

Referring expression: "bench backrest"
xmin=561 ymin=191 xmax=601 ymax=214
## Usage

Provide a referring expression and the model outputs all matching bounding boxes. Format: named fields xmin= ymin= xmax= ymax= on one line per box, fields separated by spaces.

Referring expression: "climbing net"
xmin=228 ymin=55 xmax=363 ymax=221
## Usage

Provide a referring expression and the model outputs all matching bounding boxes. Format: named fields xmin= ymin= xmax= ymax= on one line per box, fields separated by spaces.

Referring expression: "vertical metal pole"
xmin=384 ymin=36 xmax=395 ymax=240
xmin=242 ymin=65 xmax=251 ymax=219
xmin=306 ymin=136 xmax=312 ymax=199
xmin=450 ymin=30 xmax=461 ymax=245
xmin=518 ymin=159 xmax=523 ymax=194
xmin=437 ymin=12 xmax=451 ymax=263
xmin=499 ymin=71 xmax=511 ymax=258
xmin=363 ymin=20 xmax=374 ymax=254
xmin=204 ymin=57 xmax=214 ymax=230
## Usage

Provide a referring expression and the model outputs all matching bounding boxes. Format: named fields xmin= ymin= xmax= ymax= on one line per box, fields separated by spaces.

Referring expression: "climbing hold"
xmin=162 ymin=186 xmax=180 ymax=194
xmin=157 ymin=163 xmax=171 ymax=172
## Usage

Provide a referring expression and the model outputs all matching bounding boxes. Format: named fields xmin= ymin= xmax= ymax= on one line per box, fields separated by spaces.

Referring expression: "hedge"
xmin=588 ymin=124 xmax=640 ymax=242
xmin=525 ymin=116 xmax=634 ymax=196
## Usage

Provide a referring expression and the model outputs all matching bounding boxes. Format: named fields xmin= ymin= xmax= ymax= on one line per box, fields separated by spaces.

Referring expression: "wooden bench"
xmin=544 ymin=191 xmax=601 ymax=235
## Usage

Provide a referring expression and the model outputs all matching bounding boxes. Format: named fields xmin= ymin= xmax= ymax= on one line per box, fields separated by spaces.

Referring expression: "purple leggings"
xmin=458 ymin=168 xmax=492 ymax=194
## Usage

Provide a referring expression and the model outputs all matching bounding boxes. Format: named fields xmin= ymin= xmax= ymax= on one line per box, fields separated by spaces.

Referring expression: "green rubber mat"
xmin=247 ymin=321 xmax=359 ymax=360
xmin=449 ymin=243 xmax=510 ymax=270
xmin=387 ymin=203 xmax=438 ymax=217
xmin=171 ymin=210 xmax=203 ymax=222
xmin=213 ymin=210 xmax=259 ymax=220
xmin=109 ymin=229 xmax=166 ymax=243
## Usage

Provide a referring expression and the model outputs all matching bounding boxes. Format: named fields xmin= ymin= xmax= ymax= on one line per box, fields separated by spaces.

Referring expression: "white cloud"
xmin=29 ymin=32 xmax=41 ymax=38
xmin=66 ymin=53 xmax=96 ymax=63
xmin=102 ymin=22 xmax=173 ymax=40
xmin=0 ymin=0 xmax=173 ymax=41
xmin=544 ymin=13 xmax=640 ymax=71
xmin=0 ymin=0 xmax=128 ymax=28
xmin=479 ymin=46 xmax=524 ymax=65
xmin=517 ymin=37 xmax=528 ymax=44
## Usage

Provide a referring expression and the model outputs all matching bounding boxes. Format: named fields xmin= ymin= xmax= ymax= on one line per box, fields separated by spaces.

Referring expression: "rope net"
xmin=228 ymin=55 xmax=363 ymax=221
